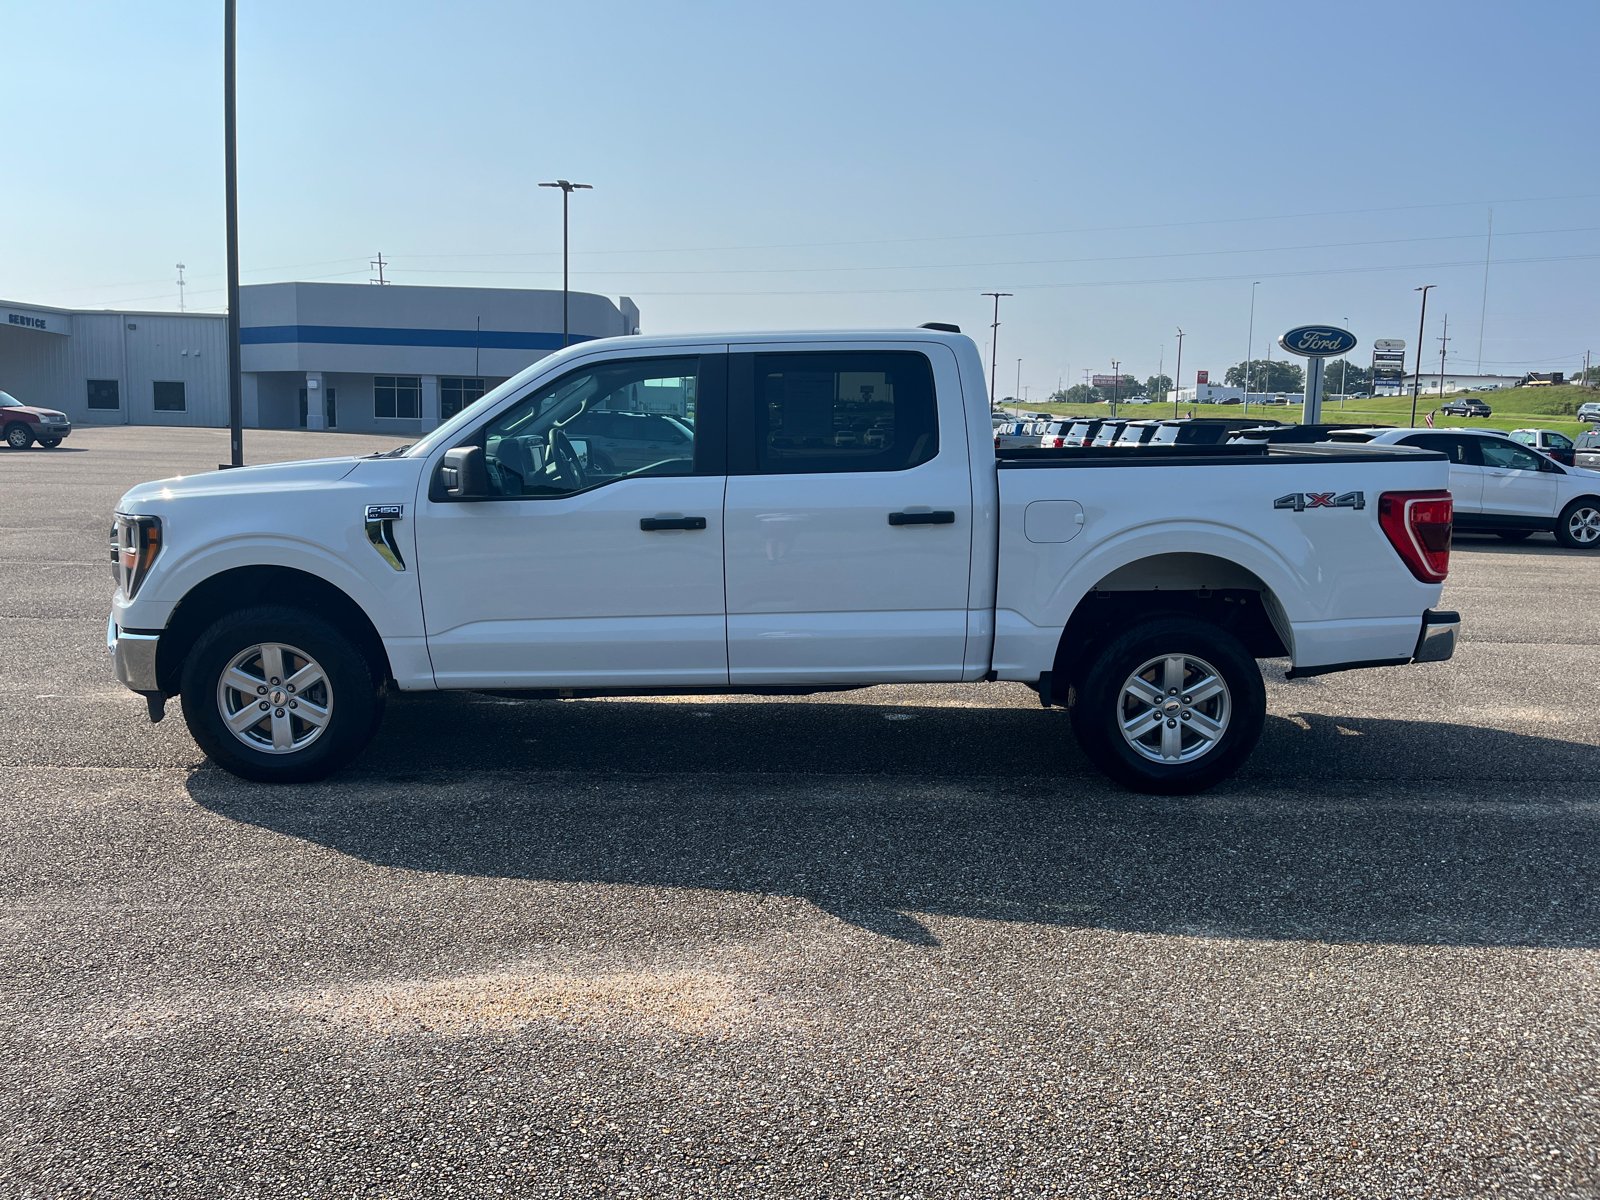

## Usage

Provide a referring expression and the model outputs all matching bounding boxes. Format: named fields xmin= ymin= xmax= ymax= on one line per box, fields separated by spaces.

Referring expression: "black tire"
xmin=180 ymin=605 xmax=384 ymax=783
xmin=37 ymin=438 xmax=61 ymax=449
xmin=4 ymin=424 xmax=33 ymax=450
xmin=1068 ymin=617 xmax=1266 ymax=795
xmin=1496 ymin=529 xmax=1534 ymax=542
xmin=1555 ymin=499 xmax=1600 ymax=550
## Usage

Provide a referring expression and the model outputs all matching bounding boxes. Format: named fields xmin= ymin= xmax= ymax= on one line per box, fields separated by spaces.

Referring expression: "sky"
xmin=4 ymin=0 xmax=1598 ymax=397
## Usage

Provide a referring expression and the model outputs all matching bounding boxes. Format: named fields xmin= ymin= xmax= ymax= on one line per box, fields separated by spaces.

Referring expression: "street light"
xmin=1410 ymin=285 xmax=1436 ymax=428
xmin=1173 ymin=328 xmax=1184 ymax=418
xmin=1244 ymin=282 xmax=1260 ymax=415
xmin=982 ymin=293 xmax=1012 ymax=410
xmin=539 ymin=179 xmax=593 ymax=348
xmin=222 ymin=0 xmax=243 ymax=469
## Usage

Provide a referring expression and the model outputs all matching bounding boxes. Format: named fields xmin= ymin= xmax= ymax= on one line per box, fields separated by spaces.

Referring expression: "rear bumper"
xmin=1284 ymin=609 xmax=1458 ymax=679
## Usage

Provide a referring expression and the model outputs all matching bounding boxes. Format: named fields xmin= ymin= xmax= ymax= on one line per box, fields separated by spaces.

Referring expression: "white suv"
xmin=1330 ymin=427 xmax=1600 ymax=547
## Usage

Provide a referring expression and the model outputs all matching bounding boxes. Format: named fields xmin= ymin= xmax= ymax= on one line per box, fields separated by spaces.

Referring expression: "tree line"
xmin=1044 ymin=359 xmax=1374 ymax=404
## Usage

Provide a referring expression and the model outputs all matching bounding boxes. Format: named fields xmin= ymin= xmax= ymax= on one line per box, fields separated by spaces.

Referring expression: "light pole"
xmin=1173 ymin=328 xmax=1184 ymax=418
xmin=1340 ymin=315 xmax=1349 ymax=406
xmin=1410 ymin=285 xmax=1436 ymax=427
xmin=1111 ymin=360 xmax=1120 ymax=416
xmin=539 ymin=179 xmax=593 ymax=348
xmin=223 ymin=0 xmax=243 ymax=469
xmin=1244 ymin=282 xmax=1260 ymax=415
xmin=982 ymin=293 xmax=1011 ymax=409
xmin=1016 ymin=358 xmax=1022 ymax=405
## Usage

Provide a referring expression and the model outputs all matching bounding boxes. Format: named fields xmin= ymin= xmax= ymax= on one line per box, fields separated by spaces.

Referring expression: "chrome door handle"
xmin=640 ymin=516 xmax=707 ymax=531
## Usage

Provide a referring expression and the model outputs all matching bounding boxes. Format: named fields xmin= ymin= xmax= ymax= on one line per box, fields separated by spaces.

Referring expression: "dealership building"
xmin=0 ymin=283 xmax=640 ymax=434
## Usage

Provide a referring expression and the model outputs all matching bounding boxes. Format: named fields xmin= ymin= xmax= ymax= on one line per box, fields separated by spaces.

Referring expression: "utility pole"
xmin=1173 ymin=328 xmax=1184 ymax=418
xmin=1436 ymin=313 xmax=1451 ymax=406
xmin=1477 ymin=209 xmax=1493 ymax=373
xmin=1410 ymin=285 xmax=1436 ymax=428
xmin=1015 ymin=358 xmax=1022 ymax=404
xmin=1340 ymin=315 xmax=1349 ymax=405
xmin=175 ymin=263 xmax=186 ymax=313
xmin=1244 ymin=281 xmax=1260 ymax=415
xmin=982 ymin=293 xmax=1011 ymax=408
xmin=369 ymin=252 xmax=390 ymax=284
xmin=539 ymin=179 xmax=593 ymax=347
xmin=222 ymin=0 xmax=243 ymax=469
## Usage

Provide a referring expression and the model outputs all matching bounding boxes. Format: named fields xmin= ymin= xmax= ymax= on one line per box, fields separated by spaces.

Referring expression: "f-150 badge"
xmin=1275 ymin=491 xmax=1364 ymax=512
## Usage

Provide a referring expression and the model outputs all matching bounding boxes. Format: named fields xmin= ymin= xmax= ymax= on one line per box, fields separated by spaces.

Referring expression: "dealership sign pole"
xmin=1277 ymin=325 xmax=1358 ymax=425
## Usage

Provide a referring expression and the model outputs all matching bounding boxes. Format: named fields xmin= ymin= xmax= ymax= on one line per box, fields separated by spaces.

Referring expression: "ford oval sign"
xmin=1278 ymin=325 xmax=1358 ymax=358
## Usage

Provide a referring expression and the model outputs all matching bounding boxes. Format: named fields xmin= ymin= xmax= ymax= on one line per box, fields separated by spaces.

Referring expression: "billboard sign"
xmin=1373 ymin=338 xmax=1406 ymax=353
xmin=1196 ymin=370 xmax=1209 ymax=385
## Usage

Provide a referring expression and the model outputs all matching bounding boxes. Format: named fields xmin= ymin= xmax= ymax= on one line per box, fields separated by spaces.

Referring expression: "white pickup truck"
xmin=108 ymin=328 xmax=1460 ymax=793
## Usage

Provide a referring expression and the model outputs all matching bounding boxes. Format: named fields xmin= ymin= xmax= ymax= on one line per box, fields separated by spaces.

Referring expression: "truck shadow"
xmin=186 ymin=695 xmax=1599 ymax=950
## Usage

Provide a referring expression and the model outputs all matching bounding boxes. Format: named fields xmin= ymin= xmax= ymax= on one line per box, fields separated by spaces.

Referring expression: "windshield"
xmin=0 ymin=392 xmax=21 ymax=407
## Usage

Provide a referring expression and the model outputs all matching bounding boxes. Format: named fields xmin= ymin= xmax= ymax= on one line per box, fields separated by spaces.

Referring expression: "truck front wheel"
xmin=1069 ymin=617 xmax=1265 ymax=795
xmin=180 ymin=606 xmax=384 ymax=783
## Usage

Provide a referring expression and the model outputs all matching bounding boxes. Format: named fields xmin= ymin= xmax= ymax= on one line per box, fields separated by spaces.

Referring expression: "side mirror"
xmin=439 ymin=446 xmax=487 ymax=498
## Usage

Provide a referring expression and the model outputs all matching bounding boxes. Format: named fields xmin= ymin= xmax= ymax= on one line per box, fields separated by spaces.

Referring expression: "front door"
xmin=1477 ymin=436 xmax=1559 ymax=522
xmin=722 ymin=344 xmax=974 ymax=684
xmin=416 ymin=351 xmax=729 ymax=689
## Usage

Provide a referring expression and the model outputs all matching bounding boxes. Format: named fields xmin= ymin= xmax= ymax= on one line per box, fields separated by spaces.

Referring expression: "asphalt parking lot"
xmin=2 ymin=426 xmax=1596 ymax=1198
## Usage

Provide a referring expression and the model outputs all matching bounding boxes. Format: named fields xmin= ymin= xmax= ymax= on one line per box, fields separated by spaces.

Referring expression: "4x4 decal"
xmin=1275 ymin=491 xmax=1364 ymax=512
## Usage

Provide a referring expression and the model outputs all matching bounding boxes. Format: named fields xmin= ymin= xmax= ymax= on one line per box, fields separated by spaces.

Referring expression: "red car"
xmin=1 ymin=391 xmax=72 ymax=449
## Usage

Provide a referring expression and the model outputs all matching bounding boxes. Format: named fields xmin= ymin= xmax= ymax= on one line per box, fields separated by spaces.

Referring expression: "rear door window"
xmin=753 ymin=351 xmax=938 ymax=474
xmin=1478 ymin=439 xmax=1547 ymax=472
xmin=1399 ymin=433 xmax=1483 ymax=465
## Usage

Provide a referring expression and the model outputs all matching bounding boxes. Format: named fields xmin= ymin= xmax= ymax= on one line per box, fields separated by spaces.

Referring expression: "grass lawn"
xmin=1010 ymin=384 xmax=1599 ymax=439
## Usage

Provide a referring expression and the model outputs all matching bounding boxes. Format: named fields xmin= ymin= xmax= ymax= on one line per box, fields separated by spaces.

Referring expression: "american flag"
xmin=1425 ymin=410 xmax=1435 ymax=428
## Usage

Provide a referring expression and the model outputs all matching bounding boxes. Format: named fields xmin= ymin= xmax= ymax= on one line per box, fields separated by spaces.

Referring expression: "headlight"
xmin=110 ymin=513 xmax=162 ymax=599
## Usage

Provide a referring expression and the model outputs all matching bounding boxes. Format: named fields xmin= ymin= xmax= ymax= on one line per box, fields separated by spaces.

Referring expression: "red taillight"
xmin=1052 ymin=437 xmax=1064 ymax=447
xmin=1378 ymin=490 xmax=1452 ymax=582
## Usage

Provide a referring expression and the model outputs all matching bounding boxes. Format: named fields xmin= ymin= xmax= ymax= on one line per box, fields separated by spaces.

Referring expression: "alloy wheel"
xmin=216 ymin=642 xmax=334 ymax=754
xmin=1118 ymin=653 xmax=1231 ymax=764
xmin=1566 ymin=506 xmax=1600 ymax=546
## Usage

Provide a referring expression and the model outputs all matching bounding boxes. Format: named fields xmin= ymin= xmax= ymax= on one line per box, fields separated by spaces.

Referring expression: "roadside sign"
xmin=1373 ymin=339 xmax=1406 ymax=352
xmin=1373 ymin=352 xmax=1405 ymax=363
xmin=1278 ymin=325 xmax=1358 ymax=358
xmin=1196 ymin=370 xmax=1209 ymax=385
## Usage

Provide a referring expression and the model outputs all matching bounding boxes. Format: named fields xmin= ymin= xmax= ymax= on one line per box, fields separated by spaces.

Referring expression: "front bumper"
xmin=38 ymin=422 xmax=71 ymax=439
xmin=108 ymin=613 xmax=161 ymax=692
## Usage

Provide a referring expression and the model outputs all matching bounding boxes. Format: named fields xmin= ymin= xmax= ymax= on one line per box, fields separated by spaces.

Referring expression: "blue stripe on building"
xmin=240 ymin=325 xmax=597 ymax=350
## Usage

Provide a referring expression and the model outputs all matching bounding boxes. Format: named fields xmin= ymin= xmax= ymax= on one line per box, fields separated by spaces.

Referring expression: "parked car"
xmin=1575 ymin=401 xmax=1600 ymax=423
xmin=1327 ymin=427 xmax=1600 ymax=547
xmin=106 ymin=326 xmax=1459 ymax=796
xmin=1113 ymin=420 xmax=1162 ymax=447
xmin=1509 ymin=428 xmax=1576 ymax=467
xmin=1148 ymin=419 xmax=1285 ymax=447
xmin=1059 ymin=419 xmax=1104 ymax=447
xmin=1575 ymin=430 xmax=1600 ymax=471
xmin=1440 ymin=398 xmax=1492 ymax=418
xmin=994 ymin=421 xmax=1045 ymax=451
xmin=1036 ymin=420 xmax=1081 ymax=448
xmin=0 ymin=390 xmax=72 ymax=449
xmin=1090 ymin=419 xmax=1132 ymax=446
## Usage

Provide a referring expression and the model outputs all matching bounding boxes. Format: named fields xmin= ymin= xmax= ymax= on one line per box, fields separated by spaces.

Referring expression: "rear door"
xmin=1397 ymin=432 xmax=1484 ymax=513
xmin=722 ymin=342 xmax=974 ymax=684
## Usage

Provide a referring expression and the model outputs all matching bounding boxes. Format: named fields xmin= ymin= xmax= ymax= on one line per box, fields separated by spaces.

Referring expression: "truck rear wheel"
xmin=180 ymin=605 xmax=384 ymax=783
xmin=1069 ymin=617 xmax=1265 ymax=795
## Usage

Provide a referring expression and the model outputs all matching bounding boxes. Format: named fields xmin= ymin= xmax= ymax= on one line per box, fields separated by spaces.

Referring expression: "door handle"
xmin=640 ymin=516 xmax=707 ymax=531
xmin=888 ymin=510 xmax=956 ymax=526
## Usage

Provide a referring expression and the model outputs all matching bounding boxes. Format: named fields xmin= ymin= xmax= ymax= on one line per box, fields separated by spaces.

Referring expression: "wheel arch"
xmin=156 ymin=565 xmax=392 ymax=695
xmin=1049 ymin=551 xmax=1291 ymax=696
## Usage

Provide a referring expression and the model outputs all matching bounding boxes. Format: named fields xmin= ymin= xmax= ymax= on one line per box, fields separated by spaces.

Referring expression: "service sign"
xmin=2 ymin=307 xmax=70 ymax=336
xmin=1277 ymin=326 xmax=1358 ymax=358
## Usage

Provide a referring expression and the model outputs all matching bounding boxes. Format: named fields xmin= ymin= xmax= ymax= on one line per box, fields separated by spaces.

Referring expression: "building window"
xmin=441 ymin=377 xmax=485 ymax=420
xmin=375 ymin=376 xmax=421 ymax=419
xmin=87 ymin=380 xmax=120 ymax=410
xmin=152 ymin=381 xmax=186 ymax=412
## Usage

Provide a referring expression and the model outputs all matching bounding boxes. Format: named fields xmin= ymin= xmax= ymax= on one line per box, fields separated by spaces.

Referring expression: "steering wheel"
xmin=550 ymin=428 xmax=588 ymax=491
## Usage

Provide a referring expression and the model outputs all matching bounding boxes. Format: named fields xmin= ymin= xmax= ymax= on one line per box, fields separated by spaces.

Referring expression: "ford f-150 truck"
xmin=108 ymin=329 xmax=1459 ymax=793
